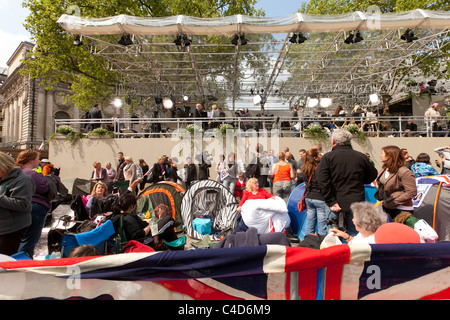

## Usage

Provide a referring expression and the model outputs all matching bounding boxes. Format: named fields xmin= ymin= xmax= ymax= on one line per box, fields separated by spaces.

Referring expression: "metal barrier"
xmin=54 ymin=115 xmax=450 ymax=138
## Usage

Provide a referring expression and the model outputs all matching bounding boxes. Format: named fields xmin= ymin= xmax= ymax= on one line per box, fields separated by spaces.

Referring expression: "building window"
xmin=54 ymin=111 xmax=70 ymax=119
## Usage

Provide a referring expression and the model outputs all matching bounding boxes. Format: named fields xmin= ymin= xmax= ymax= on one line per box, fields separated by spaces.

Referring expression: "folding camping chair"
xmin=60 ymin=220 xmax=116 ymax=257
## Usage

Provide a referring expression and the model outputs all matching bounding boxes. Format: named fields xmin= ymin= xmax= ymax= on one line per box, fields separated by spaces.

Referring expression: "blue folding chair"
xmin=60 ymin=220 xmax=116 ymax=257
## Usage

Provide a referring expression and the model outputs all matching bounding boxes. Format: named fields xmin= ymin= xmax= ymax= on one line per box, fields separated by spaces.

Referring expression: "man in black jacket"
xmin=89 ymin=104 xmax=103 ymax=129
xmin=184 ymin=157 xmax=197 ymax=188
xmin=316 ymin=129 xmax=378 ymax=236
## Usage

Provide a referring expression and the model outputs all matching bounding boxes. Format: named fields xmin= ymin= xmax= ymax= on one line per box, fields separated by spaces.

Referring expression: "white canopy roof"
xmin=58 ymin=10 xmax=450 ymax=35
xmin=57 ymin=10 xmax=450 ymax=112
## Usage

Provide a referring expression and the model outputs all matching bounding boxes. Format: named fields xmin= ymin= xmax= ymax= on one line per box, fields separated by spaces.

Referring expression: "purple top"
xmin=22 ymin=168 xmax=51 ymax=210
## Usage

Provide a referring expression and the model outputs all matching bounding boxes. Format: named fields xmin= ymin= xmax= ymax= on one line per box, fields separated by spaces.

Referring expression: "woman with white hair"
xmin=330 ymin=202 xmax=387 ymax=244
xmin=0 ymin=152 xmax=35 ymax=255
xmin=123 ymin=156 xmax=138 ymax=186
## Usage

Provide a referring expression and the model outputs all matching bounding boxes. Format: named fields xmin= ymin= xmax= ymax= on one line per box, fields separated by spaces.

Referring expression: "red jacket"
xmin=239 ymin=188 xmax=274 ymax=207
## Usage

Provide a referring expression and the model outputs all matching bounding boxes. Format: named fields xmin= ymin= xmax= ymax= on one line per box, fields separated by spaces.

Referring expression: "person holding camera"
xmin=330 ymin=202 xmax=387 ymax=244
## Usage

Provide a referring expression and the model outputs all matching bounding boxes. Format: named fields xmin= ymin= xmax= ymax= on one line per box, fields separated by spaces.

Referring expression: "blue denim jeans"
xmin=18 ymin=202 xmax=48 ymax=258
xmin=304 ymin=198 xmax=332 ymax=236
xmin=223 ymin=179 xmax=236 ymax=196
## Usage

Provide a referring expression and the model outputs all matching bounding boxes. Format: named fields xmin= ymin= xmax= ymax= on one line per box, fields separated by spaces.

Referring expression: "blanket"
xmin=240 ymin=196 xmax=290 ymax=234
xmin=213 ymin=227 xmax=291 ymax=248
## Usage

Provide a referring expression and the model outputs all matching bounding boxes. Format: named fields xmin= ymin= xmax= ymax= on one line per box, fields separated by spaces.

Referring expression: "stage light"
xmin=163 ymin=98 xmax=174 ymax=110
xmin=239 ymin=34 xmax=248 ymax=46
xmin=307 ymin=98 xmax=319 ymax=108
xmin=183 ymin=95 xmax=189 ymax=102
xmin=113 ymin=98 xmax=123 ymax=108
xmin=298 ymin=33 xmax=307 ymax=43
xmin=289 ymin=33 xmax=298 ymax=44
xmin=183 ymin=34 xmax=191 ymax=46
xmin=73 ymin=35 xmax=82 ymax=46
xmin=369 ymin=93 xmax=380 ymax=105
xmin=344 ymin=33 xmax=354 ymax=44
xmin=173 ymin=35 xmax=182 ymax=46
xmin=401 ymin=28 xmax=418 ymax=43
xmin=354 ymin=31 xmax=363 ymax=43
xmin=118 ymin=34 xmax=133 ymax=46
xmin=231 ymin=34 xmax=239 ymax=45
xmin=320 ymin=98 xmax=333 ymax=108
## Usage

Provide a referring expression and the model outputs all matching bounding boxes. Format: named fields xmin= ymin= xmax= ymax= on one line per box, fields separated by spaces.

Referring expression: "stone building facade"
xmin=0 ymin=41 xmax=80 ymax=150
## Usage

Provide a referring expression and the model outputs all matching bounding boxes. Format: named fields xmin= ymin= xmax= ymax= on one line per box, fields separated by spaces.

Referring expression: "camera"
xmin=326 ymin=217 xmax=339 ymax=230
xmin=326 ymin=211 xmax=345 ymax=231
xmin=112 ymin=186 xmax=120 ymax=195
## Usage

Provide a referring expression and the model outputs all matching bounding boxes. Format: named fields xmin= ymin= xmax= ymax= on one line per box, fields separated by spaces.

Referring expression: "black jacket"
xmin=303 ymin=169 xmax=324 ymax=201
xmin=198 ymin=161 xmax=211 ymax=180
xmin=316 ymin=145 xmax=378 ymax=211
xmin=152 ymin=162 xmax=166 ymax=183
xmin=166 ymin=166 xmax=182 ymax=182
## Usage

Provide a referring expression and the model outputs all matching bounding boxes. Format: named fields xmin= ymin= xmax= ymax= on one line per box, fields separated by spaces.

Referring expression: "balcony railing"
xmin=54 ymin=115 xmax=450 ymax=139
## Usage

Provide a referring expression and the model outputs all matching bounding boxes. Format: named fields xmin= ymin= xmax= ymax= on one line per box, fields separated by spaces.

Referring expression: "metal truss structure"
xmin=58 ymin=10 xmax=450 ymax=111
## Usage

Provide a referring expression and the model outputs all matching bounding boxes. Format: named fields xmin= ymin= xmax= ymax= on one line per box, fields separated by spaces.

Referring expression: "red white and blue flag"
xmin=0 ymin=243 xmax=449 ymax=300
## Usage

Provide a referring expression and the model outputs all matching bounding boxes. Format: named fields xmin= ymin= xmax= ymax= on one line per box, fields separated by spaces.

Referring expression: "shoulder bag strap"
xmin=304 ymin=166 xmax=316 ymax=194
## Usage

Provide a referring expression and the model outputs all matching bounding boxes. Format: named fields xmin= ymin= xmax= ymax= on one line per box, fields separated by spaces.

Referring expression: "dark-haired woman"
xmin=15 ymin=150 xmax=50 ymax=258
xmin=110 ymin=187 xmax=178 ymax=251
xmin=410 ymin=153 xmax=440 ymax=178
xmin=376 ymin=145 xmax=417 ymax=220
xmin=302 ymin=148 xmax=331 ymax=235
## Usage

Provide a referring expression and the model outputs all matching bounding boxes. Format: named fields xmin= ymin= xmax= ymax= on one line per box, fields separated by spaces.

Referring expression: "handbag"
xmin=298 ymin=168 xmax=315 ymax=212
xmin=374 ymin=169 xmax=387 ymax=201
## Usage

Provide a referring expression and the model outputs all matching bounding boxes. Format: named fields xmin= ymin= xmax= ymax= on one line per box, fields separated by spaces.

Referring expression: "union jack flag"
xmin=0 ymin=242 xmax=449 ymax=300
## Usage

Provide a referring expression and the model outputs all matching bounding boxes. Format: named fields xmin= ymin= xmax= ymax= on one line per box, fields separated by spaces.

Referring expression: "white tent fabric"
xmin=57 ymin=9 xmax=450 ymax=36
xmin=55 ymin=10 xmax=450 ymax=110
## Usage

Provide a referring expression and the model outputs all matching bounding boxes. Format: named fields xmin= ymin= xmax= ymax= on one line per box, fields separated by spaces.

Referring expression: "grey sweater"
xmin=0 ymin=167 xmax=35 ymax=235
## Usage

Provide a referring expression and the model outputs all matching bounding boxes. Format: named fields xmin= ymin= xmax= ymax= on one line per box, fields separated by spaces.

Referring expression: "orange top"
xmin=273 ymin=163 xmax=292 ymax=183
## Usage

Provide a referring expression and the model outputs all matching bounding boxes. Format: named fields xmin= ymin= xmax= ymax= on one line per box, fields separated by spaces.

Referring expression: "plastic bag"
xmin=414 ymin=219 xmax=438 ymax=243
xmin=320 ymin=232 xmax=342 ymax=249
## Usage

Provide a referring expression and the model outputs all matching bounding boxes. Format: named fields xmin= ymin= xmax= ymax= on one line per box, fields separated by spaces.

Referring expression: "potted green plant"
xmin=186 ymin=124 xmax=203 ymax=135
xmin=88 ymin=127 xmax=114 ymax=138
xmin=47 ymin=125 xmax=87 ymax=146
xmin=345 ymin=124 xmax=367 ymax=145
xmin=302 ymin=124 xmax=328 ymax=144
xmin=219 ymin=124 xmax=233 ymax=134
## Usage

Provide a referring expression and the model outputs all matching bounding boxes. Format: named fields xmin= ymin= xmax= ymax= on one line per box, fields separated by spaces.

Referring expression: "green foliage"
xmin=48 ymin=125 xmax=86 ymax=146
xmin=55 ymin=125 xmax=73 ymax=135
xmin=297 ymin=0 xmax=450 ymax=99
xmin=300 ymin=0 xmax=450 ymax=14
xmin=186 ymin=124 xmax=203 ymax=134
xmin=302 ymin=124 xmax=328 ymax=144
xmin=88 ymin=127 xmax=114 ymax=136
xmin=21 ymin=0 xmax=262 ymax=111
xmin=345 ymin=124 xmax=367 ymax=144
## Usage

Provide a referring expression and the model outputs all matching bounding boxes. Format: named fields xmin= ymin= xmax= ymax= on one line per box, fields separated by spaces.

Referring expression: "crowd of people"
xmin=79 ymin=101 xmax=449 ymax=142
xmin=289 ymin=102 xmax=449 ymax=138
xmin=1 ymin=127 xmax=448 ymax=258
xmin=0 ymin=150 xmax=66 ymax=257
xmin=85 ymin=130 xmax=448 ymax=243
